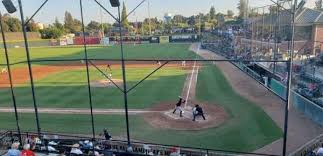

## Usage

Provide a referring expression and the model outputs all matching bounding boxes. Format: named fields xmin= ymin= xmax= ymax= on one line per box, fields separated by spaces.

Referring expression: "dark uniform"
xmin=173 ymin=97 xmax=185 ymax=117
xmin=193 ymin=105 xmax=206 ymax=121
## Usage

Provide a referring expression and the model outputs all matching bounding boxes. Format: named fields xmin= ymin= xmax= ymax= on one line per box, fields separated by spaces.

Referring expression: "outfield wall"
xmin=0 ymin=39 xmax=54 ymax=48
xmin=0 ymin=34 xmax=200 ymax=48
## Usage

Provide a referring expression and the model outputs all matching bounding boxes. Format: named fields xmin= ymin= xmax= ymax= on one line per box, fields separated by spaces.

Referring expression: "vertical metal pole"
xmin=273 ymin=1 xmax=279 ymax=74
xmin=0 ymin=12 xmax=22 ymax=144
xmin=118 ymin=6 xmax=131 ymax=147
xmin=282 ymin=0 xmax=297 ymax=155
xmin=79 ymin=0 xmax=96 ymax=142
xmin=147 ymin=0 xmax=151 ymax=36
xmin=256 ymin=8 xmax=259 ymax=52
xmin=251 ymin=8 xmax=254 ymax=54
xmin=246 ymin=0 xmax=249 ymax=19
xmin=283 ymin=58 xmax=291 ymax=156
xmin=17 ymin=0 xmax=41 ymax=138
xmin=261 ymin=7 xmax=265 ymax=52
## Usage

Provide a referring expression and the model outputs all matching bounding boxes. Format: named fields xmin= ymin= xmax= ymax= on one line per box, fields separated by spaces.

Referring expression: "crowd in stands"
xmin=3 ymin=129 xmax=196 ymax=156
xmin=306 ymin=144 xmax=323 ymax=156
xmin=5 ymin=130 xmax=115 ymax=156
xmin=202 ymin=28 xmax=323 ymax=109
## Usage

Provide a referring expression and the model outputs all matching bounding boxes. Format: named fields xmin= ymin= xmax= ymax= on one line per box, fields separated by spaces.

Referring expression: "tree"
xmin=100 ymin=23 xmax=112 ymax=34
xmin=210 ymin=6 xmax=216 ymax=20
xmin=1 ymin=14 xmax=10 ymax=32
xmin=40 ymin=26 xmax=64 ymax=39
xmin=64 ymin=11 xmax=82 ymax=33
xmin=87 ymin=21 xmax=100 ymax=31
xmin=7 ymin=17 xmax=21 ymax=32
xmin=73 ymin=19 xmax=82 ymax=32
xmin=172 ymin=15 xmax=186 ymax=24
xmin=315 ymin=0 xmax=323 ymax=10
xmin=26 ymin=17 xmax=39 ymax=32
xmin=50 ymin=27 xmax=64 ymax=39
xmin=121 ymin=2 xmax=129 ymax=28
xmin=227 ymin=10 xmax=234 ymax=18
xmin=188 ymin=15 xmax=196 ymax=26
xmin=53 ymin=18 xmax=64 ymax=30
xmin=237 ymin=0 xmax=247 ymax=19
xmin=216 ymin=13 xmax=225 ymax=26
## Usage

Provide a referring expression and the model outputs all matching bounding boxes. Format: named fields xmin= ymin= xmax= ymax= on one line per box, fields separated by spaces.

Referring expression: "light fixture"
xmin=2 ymin=0 xmax=17 ymax=14
xmin=109 ymin=0 xmax=120 ymax=7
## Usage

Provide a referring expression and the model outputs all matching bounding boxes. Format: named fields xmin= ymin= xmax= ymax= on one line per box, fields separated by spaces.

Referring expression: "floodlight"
xmin=109 ymin=0 xmax=120 ymax=7
xmin=2 ymin=0 xmax=16 ymax=14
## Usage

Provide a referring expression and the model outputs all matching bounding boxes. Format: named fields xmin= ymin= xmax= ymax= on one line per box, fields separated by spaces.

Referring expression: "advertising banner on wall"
xmin=102 ymin=37 xmax=110 ymax=46
xmin=149 ymin=37 xmax=159 ymax=43
xmin=169 ymin=35 xmax=199 ymax=42
xmin=159 ymin=36 xmax=170 ymax=43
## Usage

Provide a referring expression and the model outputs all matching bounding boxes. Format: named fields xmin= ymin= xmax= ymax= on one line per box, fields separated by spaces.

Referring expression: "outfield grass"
xmin=0 ymin=66 xmax=186 ymax=108
xmin=0 ymin=44 xmax=196 ymax=66
xmin=0 ymin=64 xmax=282 ymax=152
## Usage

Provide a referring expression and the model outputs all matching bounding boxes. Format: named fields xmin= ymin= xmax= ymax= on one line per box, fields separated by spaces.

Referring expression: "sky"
xmin=0 ymin=0 xmax=316 ymax=24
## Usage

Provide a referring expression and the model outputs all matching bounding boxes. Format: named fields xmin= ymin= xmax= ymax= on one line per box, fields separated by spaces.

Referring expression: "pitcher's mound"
xmin=91 ymin=79 xmax=123 ymax=88
xmin=143 ymin=102 xmax=228 ymax=130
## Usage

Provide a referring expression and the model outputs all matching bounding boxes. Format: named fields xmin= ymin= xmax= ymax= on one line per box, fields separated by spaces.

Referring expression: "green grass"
xmin=0 ymin=44 xmax=196 ymax=66
xmin=0 ymin=64 xmax=282 ymax=152
xmin=194 ymin=64 xmax=282 ymax=151
xmin=0 ymin=66 xmax=186 ymax=108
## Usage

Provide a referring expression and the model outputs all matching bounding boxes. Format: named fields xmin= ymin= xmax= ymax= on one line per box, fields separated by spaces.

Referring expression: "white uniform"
xmin=174 ymin=106 xmax=183 ymax=113
xmin=1 ymin=68 xmax=7 ymax=74
xmin=182 ymin=61 xmax=186 ymax=67
xmin=192 ymin=107 xmax=197 ymax=116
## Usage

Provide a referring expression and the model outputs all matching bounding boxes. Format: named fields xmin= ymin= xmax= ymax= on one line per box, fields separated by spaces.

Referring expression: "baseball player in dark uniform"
xmin=173 ymin=96 xmax=186 ymax=117
xmin=192 ymin=104 xmax=206 ymax=121
xmin=106 ymin=64 xmax=112 ymax=79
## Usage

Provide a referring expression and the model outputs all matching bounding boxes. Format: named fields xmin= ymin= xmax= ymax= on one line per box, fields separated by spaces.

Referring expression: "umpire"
xmin=193 ymin=104 xmax=206 ymax=121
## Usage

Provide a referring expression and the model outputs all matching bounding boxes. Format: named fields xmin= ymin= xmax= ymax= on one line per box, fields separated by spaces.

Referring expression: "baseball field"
xmin=0 ymin=43 xmax=282 ymax=152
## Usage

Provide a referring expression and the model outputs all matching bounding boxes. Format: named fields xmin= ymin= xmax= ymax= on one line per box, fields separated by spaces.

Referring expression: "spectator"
xmin=58 ymin=149 xmax=66 ymax=156
xmin=70 ymin=144 xmax=83 ymax=155
xmin=317 ymin=144 xmax=323 ymax=156
xmin=169 ymin=147 xmax=180 ymax=156
xmin=7 ymin=142 xmax=20 ymax=156
xmin=102 ymin=129 xmax=112 ymax=140
xmin=20 ymin=144 xmax=35 ymax=156
xmin=80 ymin=140 xmax=92 ymax=150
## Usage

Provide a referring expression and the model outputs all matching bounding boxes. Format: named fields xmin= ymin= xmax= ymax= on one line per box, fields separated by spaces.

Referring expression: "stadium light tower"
xmin=2 ymin=0 xmax=17 ymax=13
xmin=109 ymin=0 xmax=120 ymax=7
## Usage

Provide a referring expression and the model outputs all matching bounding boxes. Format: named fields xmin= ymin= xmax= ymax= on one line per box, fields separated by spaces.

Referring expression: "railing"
xmin=290 ymin=134 xmax=323 ymax=156
xmin=0 ymin=131 xmax=12 ymax=155
xmin=0 ymin=131 xmax=279 ymax=156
